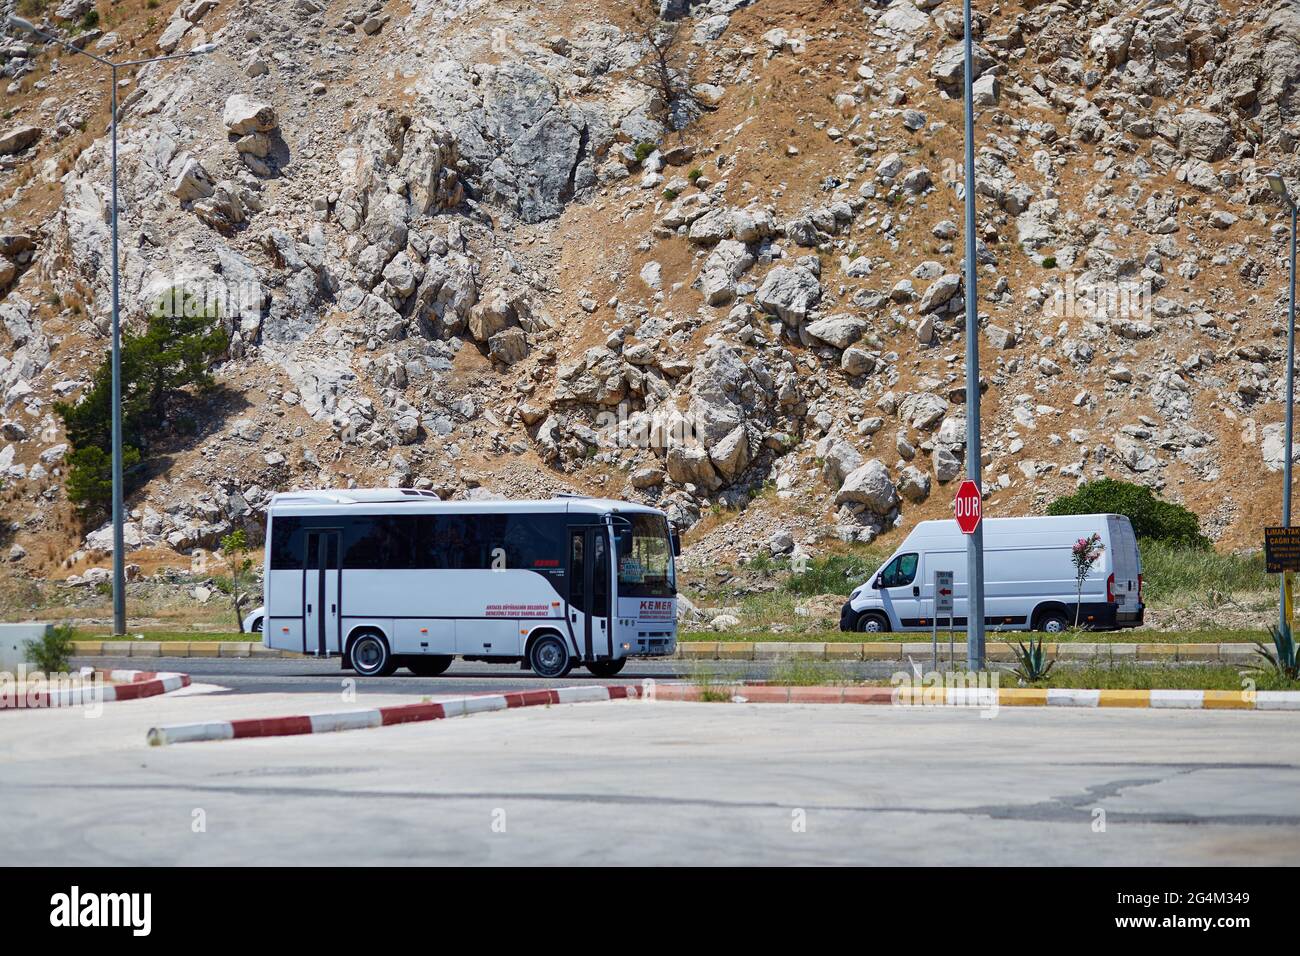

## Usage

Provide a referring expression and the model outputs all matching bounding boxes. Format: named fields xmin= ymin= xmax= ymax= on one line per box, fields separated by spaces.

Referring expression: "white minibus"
xmin=839 ymin=514 xmax=1144 ymax=634
xmin=259 ymin=490 xmax=679 ymax=678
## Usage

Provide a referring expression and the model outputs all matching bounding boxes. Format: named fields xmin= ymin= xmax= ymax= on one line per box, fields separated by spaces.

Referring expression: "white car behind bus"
xmin=839 ymin=513 xmax=1144 ymax=634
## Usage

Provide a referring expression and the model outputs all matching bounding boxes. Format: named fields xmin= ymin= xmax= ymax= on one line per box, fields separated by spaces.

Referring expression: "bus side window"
xmin=591 ymin=532 xmax=609 ymax=613
xmin=269 ymin=516 xmax=305 ymax=569
xmin=570 ymin=533 xmax=585 ymax=612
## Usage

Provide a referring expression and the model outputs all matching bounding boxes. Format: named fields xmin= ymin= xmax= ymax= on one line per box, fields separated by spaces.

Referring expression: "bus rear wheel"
xmin=586 ymin=658 xmax=626 ymax=678
xmin=407 ymin=655 xmax=453 ymax=677
xmin=528 ymin=634 xmax=573 ymax=679
xmin=349 ymin=631 xmax=397 ymax=677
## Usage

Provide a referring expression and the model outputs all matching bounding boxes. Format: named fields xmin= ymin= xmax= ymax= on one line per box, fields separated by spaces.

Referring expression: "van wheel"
xmin=407 ymin=655 xmax=453 ymax=677
xmin=1036 ymin=610 xmax=1070 ymax=634
xmin=586 ymin=658 xmax=626 ymax=678
xmin=349 ymin=631 xmax=397 ymax=677
xmin=856 ymin=612 xmax=889 ymax=634
xmin=528 ymin=634 xmax=573 ymax=679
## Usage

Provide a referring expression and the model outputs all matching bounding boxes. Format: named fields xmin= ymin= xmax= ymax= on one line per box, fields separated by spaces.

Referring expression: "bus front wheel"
xmin=529 ymin=634 xmax=573 ymax=679
xmin=349 ymin=631 xmax=397 ymax=677
xmin=586 ymin=658 xmax=626 ymax=678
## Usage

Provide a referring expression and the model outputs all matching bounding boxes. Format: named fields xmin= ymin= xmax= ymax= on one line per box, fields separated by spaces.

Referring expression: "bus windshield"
xmin=615 ymin=513 xmax=676 ymax=598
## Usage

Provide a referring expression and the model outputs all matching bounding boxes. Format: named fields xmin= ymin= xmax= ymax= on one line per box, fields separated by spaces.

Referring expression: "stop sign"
xmin=954 ymin=479 xmax=982 ymax=534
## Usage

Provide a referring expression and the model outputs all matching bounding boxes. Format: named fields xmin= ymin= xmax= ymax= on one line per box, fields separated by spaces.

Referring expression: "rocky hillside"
xmin=1 ymin=0 xmax=1299 ymax=585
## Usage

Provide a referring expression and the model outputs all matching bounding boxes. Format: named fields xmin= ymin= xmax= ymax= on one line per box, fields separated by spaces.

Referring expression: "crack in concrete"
xmin=8 ymin=779 xmax=1300 ymax=828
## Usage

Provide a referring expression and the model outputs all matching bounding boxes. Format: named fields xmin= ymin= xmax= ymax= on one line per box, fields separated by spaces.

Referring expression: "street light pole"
xmin=1268 ymin=172 xmax=1298 ymax=636
xmin=962 ymin=0 xmax=986 ymax=670
xmin=8 ymin=17 xmax=216 ymax=636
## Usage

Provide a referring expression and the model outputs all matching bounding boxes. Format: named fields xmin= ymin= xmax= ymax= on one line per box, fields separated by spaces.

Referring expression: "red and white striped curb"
xmin=146 ymin=683 xmax=644 ymax=745
xmin=1 ymin=668 xmax=191 ymax=709
xmin=651 ymin=684 xmax=1300 ymax=710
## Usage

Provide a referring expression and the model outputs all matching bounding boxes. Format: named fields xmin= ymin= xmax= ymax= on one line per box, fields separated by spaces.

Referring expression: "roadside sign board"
xmin=954 ymin=480 xmax=982 ymax=535
xmin=935 ymin=570 xmax=954 ymax=615
xmin=1265 ymin=526 xmax=1300 ymax=573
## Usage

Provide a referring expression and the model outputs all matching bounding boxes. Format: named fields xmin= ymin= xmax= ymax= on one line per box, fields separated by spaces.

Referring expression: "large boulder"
xmin=0 ymin=126 xmax=41 ymax=156
xmin=223 ymin=95 xmax=278 ymax=136
xmin=709 ymin=424 xmax=752 ymax=481
xmin=834 ymin=460 xmax=899 ymax=512
xmin=467 ymin=288 xmax=516 ymax=342
xmin=756 ymin=265 xmax=822 ymax=324
xmin=918 ymin=273 xmax=961 ymax=313
xmin=171 ymin=156 xmax=215 ymax=202
xmin=804 ymin=314 xmax=866 ymax=349
xmin=929 ymin=42 xmax=994 ymax=87
xmin=897 ymin=465 xmax=931 ymax=502
xmin=666 ymin=444 xmax=720 ymax=490
xmin=1175 ymin=110 xmax=1233 ymax=162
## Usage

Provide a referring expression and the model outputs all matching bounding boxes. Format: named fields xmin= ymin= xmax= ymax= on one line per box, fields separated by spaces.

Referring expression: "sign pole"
xmin=961 ymin=0 xmax=986 ymax=672
xmin=934 ymin=570 xmax=954 ymax=675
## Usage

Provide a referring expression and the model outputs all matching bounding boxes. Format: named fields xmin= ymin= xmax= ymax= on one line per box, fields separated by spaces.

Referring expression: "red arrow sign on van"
xmin=954 ymin=479 xmax=982 ymax=535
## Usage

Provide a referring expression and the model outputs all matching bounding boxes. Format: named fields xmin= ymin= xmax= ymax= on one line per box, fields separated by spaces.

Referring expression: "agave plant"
xmin=1254 ymin=623 xmax=1300 ymax=681
xmin=1006 ymin=636 xmax=1055 ymax=683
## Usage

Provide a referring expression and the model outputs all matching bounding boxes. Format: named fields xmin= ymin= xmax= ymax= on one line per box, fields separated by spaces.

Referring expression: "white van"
xmin=839 ymin=514 xmax=1144 ymax=634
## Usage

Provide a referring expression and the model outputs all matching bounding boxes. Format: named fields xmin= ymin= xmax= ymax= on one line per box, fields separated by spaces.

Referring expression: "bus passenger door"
xmin=303 ymin=530 xmax=341 ymax=656
xmin=568 ymin=528 xmax=612 ymax=661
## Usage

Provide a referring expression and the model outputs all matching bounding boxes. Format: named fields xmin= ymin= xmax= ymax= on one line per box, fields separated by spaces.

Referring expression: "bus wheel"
xmin=856 ymin=612 xmax=889 ymax=633
xmin=528 ymin=634 xmax=572 ymax=679
xmin=407 ymin=655 xmax=453 ymax=677
xmin=349 ymin=631 xmax=396 ymax=677
xmin=586 ymin=658 xmax=626 ymax=678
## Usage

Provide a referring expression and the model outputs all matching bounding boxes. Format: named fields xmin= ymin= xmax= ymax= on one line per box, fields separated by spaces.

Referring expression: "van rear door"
xmin=1106 ymin=516 xmax=1141 ymax=611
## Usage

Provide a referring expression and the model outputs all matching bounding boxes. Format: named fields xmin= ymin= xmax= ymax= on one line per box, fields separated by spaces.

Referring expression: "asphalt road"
xmin=3 ymin=690 xmax=1298 ymax=865
xmin=74 ymin=654 xmax=905 ymax=695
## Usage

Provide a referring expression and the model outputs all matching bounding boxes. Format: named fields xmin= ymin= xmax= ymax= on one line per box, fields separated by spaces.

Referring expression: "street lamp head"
xmin=190 ymin=42 xmax=218 ymax=54
xmin=1267 ymin=171 xmax=1294 ymax=204
xmin=7 ymin=15 xmax=38 ymax=34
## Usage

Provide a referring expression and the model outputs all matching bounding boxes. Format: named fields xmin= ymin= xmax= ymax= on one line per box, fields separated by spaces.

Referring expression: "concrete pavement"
xmin=2 ymin=686 xmax=1298 ymax=865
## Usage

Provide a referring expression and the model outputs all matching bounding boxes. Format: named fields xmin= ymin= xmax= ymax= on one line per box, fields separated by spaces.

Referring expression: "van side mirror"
xmin=872 ymin=576 xmax=882 ymax=589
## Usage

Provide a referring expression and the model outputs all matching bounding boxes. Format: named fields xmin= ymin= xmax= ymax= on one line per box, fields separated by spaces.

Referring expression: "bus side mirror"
xmin=670 ymin=530 xmax=682 ymax=557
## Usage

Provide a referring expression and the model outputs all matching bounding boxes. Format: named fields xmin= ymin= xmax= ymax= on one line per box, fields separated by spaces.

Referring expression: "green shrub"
xmin=1046 ymin=478 xmax=1209 ymax=548
xmin=662 ymin=186 xmax=679 ymax=200
xmin=1006 ymin=636 xmax=1055 ymax=682
xmin=62 ymin=445 xmax=142 ymax=516
xmin=24 ymin=625 xmax=76 ymax=675
xmin=1136 ymin=540 xmax=1265 ymax=602
xmin=785 ymin=548 xmax=887 ymax=597
xmin=55 ymin=288 xmax=226 ymax=519
xmin=687 ymin=166 xmax=703 ymax=182
xmin=633 ymin=141 xmax=657 ymax=164
xmin=1041 ymin=256 xmax=1057 ymax=268
xmin=80 ymin=8 xmax=99 ymax=30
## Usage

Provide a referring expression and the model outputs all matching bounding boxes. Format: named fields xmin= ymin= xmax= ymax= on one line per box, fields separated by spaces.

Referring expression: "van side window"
xmin=879 ymin=553 xmax=919 ymax=588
